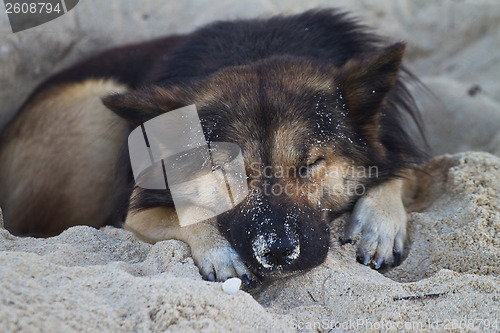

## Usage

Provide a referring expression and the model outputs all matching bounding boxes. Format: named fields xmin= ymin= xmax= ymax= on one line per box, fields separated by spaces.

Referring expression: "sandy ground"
xmin=0 ymin=0 xmax=499 ymax=332
xmin=0 ymin=152 xmax=499 ymax=332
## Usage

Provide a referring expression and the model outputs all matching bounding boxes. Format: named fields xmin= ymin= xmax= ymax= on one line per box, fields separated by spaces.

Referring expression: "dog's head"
xmin=104 ymin=43 xmax=407 ymax=278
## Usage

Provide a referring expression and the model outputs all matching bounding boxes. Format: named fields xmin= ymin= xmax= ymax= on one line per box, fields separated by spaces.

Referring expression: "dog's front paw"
xmin=191 ymin=243 xmax=259 ymax=287
xmin=341 ymin=179 xmax=407 ymax=269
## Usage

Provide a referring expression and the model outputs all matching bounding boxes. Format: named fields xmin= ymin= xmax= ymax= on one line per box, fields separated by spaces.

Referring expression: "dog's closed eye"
xmin=298 ymin=157 xmax=325 ymax=178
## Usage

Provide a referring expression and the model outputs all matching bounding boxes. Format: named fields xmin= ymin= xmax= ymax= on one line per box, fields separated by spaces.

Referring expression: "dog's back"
xmin=0 ymin=36 xmax=184 ymax=236
xmin=157 ymin=10 xmax=381 ymax=82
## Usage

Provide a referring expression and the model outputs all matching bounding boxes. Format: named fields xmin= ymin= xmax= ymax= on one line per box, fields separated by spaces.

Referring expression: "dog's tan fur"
xmin=0 ymin=79 xmax=129 ymax=236
xmin=124 ymin=206 xmax=251 ymax=280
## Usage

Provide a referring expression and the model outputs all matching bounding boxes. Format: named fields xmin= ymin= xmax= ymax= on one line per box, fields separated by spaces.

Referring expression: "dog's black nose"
xmin=265 ymin=239 xmax=298 ymax=266
xmin=253 ymin=234 xmax=300 ymax=268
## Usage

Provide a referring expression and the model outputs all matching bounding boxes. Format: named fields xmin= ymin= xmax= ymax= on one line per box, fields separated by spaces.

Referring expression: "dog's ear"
xmin=337 ymin=42 xmax=405 ymax=129
xmin=102 ymin=85 xmax=191 ymax=125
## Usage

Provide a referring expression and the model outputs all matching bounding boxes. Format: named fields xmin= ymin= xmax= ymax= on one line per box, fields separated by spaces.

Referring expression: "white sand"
xmin=0 ymin=153 xmax=498 ymax=332
xmin=1 ymin=1 xmax=499 ymax=332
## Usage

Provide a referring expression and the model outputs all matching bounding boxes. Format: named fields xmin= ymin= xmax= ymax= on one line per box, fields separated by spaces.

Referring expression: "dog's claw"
xmin=356 ymin=254 xmax=370 ymax=266
xmin=241 ymin=274 xmax=251 ymax=286
xmin=207 ymin=272 xmax=215 ymax=282
xmin=375 ymin=257 xmax=384 ymax=269
xmin=393 ymin=251 xmax=402 ymax=267
xmin=240 ymin=273 xmax=262 ymax=291
xmin=340 ymin=237 xmax=352 ymax=245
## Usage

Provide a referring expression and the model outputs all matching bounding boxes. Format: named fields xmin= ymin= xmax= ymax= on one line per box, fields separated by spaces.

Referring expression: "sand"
xmin=0 ymin=153 xmax=498 ymax=332
xmin=0 ymin=1 xmax=499 ymax=332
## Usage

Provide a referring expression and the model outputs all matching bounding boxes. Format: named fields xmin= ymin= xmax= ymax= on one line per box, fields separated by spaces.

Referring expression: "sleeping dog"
xmin=0 ymin=9 xmax=426 ymax=286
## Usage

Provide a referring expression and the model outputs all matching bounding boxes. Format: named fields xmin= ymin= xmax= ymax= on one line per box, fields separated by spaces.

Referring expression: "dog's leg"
xmin=342 ymin=176 xmax=414 ymax=269
xmin=124 ymin=207 xmax=255 ymax=284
